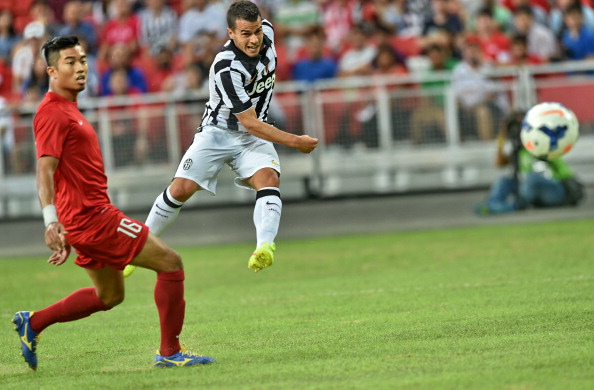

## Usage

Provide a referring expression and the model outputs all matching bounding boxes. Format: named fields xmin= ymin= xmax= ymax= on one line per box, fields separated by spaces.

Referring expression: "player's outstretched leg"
xmin=248 ymin=242 xmax=276 ymax=272
xmin=154 ymin=345 xmax=215 ymax=367
xmin=13 ymin=311 xmax=40 ymax=370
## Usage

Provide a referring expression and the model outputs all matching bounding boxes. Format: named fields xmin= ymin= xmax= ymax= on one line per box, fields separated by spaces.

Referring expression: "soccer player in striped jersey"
xmin=125 ymin=0 xmax=318 ymax=276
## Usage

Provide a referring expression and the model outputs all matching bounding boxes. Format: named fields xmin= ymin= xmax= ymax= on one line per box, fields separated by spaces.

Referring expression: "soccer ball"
xmin=520 ymin=102 xmax=579 ymax=160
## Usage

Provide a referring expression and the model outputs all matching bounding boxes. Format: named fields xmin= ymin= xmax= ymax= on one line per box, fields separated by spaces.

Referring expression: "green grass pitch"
xmin=0 ymin=219 xmax=592 ymax=389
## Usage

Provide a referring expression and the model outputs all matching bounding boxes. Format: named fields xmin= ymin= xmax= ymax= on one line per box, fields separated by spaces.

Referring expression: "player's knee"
xmin=99 ymin=291 xmax=125 ymax=308
xmin=169 ymin=178 xmax=199 ymax=202
xmin=250 ymin=168 xmax=280 ymax=189
xmin=163 ymin=248 xmax=183 ymax=271
xmin=263 ymin=168 xmax=280 ymax=185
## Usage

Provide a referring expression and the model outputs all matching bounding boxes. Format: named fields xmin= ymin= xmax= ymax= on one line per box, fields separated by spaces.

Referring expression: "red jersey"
xmin=33 ymin=92 xmax=111 ymax=232
xmin=100 ymin=16 xmax=140 ymax=47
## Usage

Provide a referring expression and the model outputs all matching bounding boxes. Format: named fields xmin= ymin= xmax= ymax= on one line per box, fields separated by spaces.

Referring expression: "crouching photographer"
xmin=475 ymin=111 xmax=585 ymax=215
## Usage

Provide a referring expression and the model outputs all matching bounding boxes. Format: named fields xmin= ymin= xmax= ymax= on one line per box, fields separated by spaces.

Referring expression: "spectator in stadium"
xmin=143 ymin=46 xmax=177 ymax=93
xmin=560 ymin=3 xmax=594 ymax=60
xmin=356 ymin=42 xmax=410 ymax=147
xmin=292 ymin=27 xmax=344 ymax=146
xmin=58 ymin=0 xmax=98 ymax=55
xmin=410 ymin=41 xmax=459 ymax=144
xmin=474 ymin=7 xmax=512 ymax=64
xmin=165 ymin=62 xmax=208 ymax=149
xmin=501 ymin=0 xmax=549 ymax=26
xmin=107 ymin=66 xmax=144 ymax=97
xmin=271 ymin=0 xmax=322 ymax=59
xmin=105 ymin=68 xmax=150 ymax=167
xmin=420 ymin=27 xmax=462 ymax=61
xmin=11 ymin=21 xmax=47 ymax=96
xmin=177 ymin=0 xmax=227 ymax=48
xmin=124 ymin=1 xmax=318 ymax=278
xmin=97 ymin=0 xmax=141 ymax=64
xmin=138 ymin=0 xmax=178 ymax=57
xmin=457 ymin=0 xmax=487 ymax=24
xmin=549 ymin=0 xmax=594 ymax=37
xmin=99 ymin=43 xmax=148 ymax=96
xmin=371 ymin=42 xmax=408 ymax=77
xmin=28 ymin=0 xmax=62 ymax=37
xmin=46 ymin=0 xmax=68 ymax=23
xmin=475 ymin=111 xmax=584 ymax=215
xmin=406 ymin=0 xmax=433 ymax=35
xmin=511 ymin=5 xmax=559 ymax=62
xmin=292 ymin=28 xmax=338 ymax=83
xmin=270 ymin=30 xmax=293 ymax=81
xmin=474 ymin=0 xmax=513 ymax=32
xmin=13 ymin=35 xmax=215 ymax=370
xmin=361 ymin=0 xmax=408 ymax=35
xmin=451 ymin=34 xmax=509 ymax=141
xmin=330 ymin=22 xmax=379 ymax=146
xmin=176 ymin=0 xmax=227 ymax=78
xmin=320 ymin=0 xmax=359 ymax=54
xmin=163 ymin=62 xmax=207 ymax=97
xmin=506 ymin=33 xmax=545 ymax=66
xmin=337 ymin=24 xmax=377 ymax=78
xmin=0 ymin=10 xmax=20 ymax=62
xmin=21 ymin=54 xmax=49 ymax=100
xmin=79 ymin=0 xmax=110 ymax=27
xmin=422 ymin=0 xmax=465 ymax=37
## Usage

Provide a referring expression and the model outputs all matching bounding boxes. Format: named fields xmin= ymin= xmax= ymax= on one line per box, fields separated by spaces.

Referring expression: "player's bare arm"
xmin=37 ymin=155 xmax=70 ymax=265
xmin=235 ymin=107 xmax=318 ymax=153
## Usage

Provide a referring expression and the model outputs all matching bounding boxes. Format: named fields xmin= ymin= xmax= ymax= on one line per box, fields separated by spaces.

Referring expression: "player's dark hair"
xmin=227 ymin=0 xmax=261 ymax=30
xmin=41 ymin=35 xmax=80 ymax=67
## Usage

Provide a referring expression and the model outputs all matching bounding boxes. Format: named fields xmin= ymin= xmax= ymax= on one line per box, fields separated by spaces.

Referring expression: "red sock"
xmin=29 ymin=287 xmax=112 ymax=334
xmin=155 ymin=270 xmax=185 ymax=357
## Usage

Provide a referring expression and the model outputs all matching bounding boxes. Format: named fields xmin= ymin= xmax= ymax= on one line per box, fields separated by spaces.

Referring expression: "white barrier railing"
xmin=1 ymin=60 xmax=594 ymax=218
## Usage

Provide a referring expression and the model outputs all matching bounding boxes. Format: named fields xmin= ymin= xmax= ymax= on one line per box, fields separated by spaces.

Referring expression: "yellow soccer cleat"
xmin=248 ymin=242 xmax=275 ymax=272
xmin=123 ymin=265 xmax=137 ymax=278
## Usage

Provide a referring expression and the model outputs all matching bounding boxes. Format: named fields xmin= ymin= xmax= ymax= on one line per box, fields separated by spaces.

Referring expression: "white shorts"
xmin=174 ymin=125 xmax=281 ymax=195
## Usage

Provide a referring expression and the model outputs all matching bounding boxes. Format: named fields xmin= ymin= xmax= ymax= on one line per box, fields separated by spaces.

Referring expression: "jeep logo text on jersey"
xmin=247 ymin=73 xmax=275 ymax=96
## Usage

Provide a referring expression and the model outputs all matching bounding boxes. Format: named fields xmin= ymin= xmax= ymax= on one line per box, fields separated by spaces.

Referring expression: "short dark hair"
xmin=565 ymin=3 xmax=583 ymax=16
xmin=511 ymin=34 xmax=528 ymax=46
xmin=514 ymin=5 xmax=533 ymax=18
xmin=41 ymin=35 xmax=80 ymax=66
xmin=477 ymin=7 xmax=493 ymax=19
xmin=227 ymin=0 xmax=261 ymax=30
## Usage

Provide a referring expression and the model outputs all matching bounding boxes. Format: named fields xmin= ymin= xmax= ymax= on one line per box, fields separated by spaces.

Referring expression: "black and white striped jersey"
xmin=200 ymin=19 xmax=276 ymax=132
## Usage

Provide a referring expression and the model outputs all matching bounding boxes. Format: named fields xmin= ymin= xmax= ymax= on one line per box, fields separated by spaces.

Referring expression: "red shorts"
xmin=67 ymin=205 xmax=149 ymax=270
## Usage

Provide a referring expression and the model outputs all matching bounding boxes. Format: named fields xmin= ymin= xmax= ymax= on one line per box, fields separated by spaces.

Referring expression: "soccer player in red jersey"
xmin=12 ymin=35 xmax=214 ymax=370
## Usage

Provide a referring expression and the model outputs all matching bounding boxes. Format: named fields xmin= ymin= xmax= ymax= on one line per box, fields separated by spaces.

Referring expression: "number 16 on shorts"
xmin=117 ymin=218 xmax=143 ymax=239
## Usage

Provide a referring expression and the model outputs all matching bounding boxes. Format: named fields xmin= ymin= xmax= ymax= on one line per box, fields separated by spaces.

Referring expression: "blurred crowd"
xmin=0 ymin=0 xmax=593 ymax=104
xmin=1 ymin=0 xmax=594 ymax=172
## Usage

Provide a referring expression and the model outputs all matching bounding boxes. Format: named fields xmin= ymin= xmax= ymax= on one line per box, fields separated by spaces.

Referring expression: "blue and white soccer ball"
xmin=520 ymin=102 xmax=579 ymax=160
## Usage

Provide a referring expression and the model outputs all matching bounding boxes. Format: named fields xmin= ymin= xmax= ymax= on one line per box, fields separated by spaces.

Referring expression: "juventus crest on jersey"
xmin=201 ymin=19 xmax=277 ymax=132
